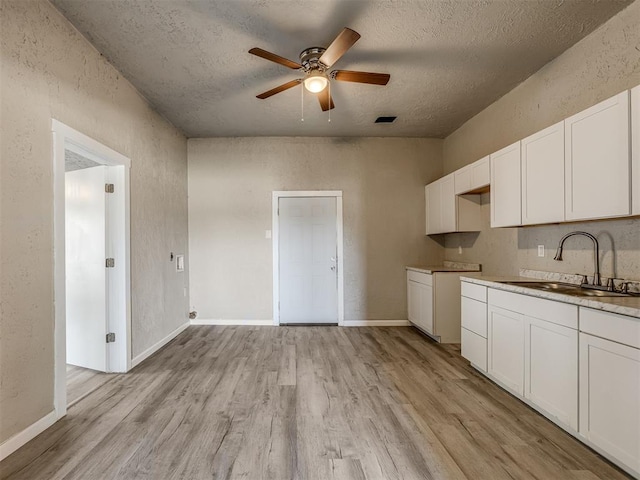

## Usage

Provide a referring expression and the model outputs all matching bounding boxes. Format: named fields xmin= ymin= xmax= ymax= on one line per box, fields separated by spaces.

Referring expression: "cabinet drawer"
xmin=462 ymin=296 xmax=487 ymax=337
xmin=407 ymin=270 xmax=433 ymax=286
xmin=461 ymin=281 xmax=487 ymax=302
xmin=580 ymin=308 xmax=640 ymax=349
xmin=488 ymin=288 xmax=577 ymax=329
xmin=462 ymin=328 xmax=487 ymax=372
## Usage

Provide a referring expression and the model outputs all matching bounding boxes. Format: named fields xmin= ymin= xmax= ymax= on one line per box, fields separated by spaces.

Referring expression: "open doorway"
xmin=53 ymin=120 xmax=131 ymax=418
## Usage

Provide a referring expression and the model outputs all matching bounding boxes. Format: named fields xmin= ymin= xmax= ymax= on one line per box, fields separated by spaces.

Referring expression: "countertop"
xmin=407 ymin=261 xmax=481 ymax=275
xmin=460 ymin=275 xmax=640 ymax=318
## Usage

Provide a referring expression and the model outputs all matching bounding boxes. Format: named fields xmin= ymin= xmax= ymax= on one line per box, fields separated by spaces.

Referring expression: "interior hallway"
xmin=1 ymin=326 xmax=631 ymax=480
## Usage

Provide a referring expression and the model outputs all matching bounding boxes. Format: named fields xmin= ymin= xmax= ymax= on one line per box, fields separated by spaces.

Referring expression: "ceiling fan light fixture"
xmin=304 ymin=71 xmax=328 ymax=93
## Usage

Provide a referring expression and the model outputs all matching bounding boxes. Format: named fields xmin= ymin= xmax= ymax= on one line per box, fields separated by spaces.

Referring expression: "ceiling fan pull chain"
xmin=301 ymin=82 xmax=304 ymax=122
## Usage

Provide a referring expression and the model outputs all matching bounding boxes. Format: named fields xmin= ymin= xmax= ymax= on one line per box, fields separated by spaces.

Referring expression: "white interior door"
xmin=279 ymin=197 xmax=338 ymax=324
xmin=65 ymin=165 xmax=108 ymax=371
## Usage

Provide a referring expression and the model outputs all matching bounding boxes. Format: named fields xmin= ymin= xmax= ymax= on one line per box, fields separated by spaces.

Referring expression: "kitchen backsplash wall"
xmin=442 ymin=0 xmax=640 ymax=279
xmin=446 ymin=195 xmax=640 ymax=280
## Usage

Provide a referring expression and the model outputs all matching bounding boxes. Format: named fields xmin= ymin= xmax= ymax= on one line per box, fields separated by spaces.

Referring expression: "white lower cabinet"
xmin=487 ymin=289 xmax=578 ymax=422
xmin=579 ymin=309 xmax=640 ymax=477
xmin=525 ymin=317 xmax=577 ymax=430
xmin=408 ymin=270 xmax=469 ymax=343
xmin=488 ymin=305 xmax=525 ymax=395
xmin=407 ymin=277 xmax=433 ymax=334
xmin=470 ymin=287 xmax=638 ymax=477
xmin=486 ymin=290 xmax=579 ymax=422
xmin=461 ymin=282 xmax=488 ymax=371
xmin=462 ymin=328 xmax=487 ymax=371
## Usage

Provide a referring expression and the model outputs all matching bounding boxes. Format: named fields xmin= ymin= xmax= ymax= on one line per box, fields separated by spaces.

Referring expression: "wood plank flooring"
xmin=0 ymin=326 xmax=631 ymax=480
xmin=66 ymin=365 xmax=116 ymax=407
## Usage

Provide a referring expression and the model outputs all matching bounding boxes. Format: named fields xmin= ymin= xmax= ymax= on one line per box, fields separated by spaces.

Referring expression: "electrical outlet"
xmin=537 ymin=245 xmax=545 ymax=257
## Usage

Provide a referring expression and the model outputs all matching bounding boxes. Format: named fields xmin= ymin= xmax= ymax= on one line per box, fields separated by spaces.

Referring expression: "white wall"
xmin=442 ymin=0 xmax=640 ymax=278
xmin=0 ymin=0 xmax=189 ymax=444
xmin=188 ymin=137 xmax=443 ymax=322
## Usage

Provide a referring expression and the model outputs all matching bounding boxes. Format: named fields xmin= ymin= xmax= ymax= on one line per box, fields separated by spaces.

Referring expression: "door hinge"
xmin=106 ymin=258 xmax=115 ymax=268
xmin=105 ymin=183 xmax=115 ymax=193
xmin=106 ymin=332 xmax=116 ymax=343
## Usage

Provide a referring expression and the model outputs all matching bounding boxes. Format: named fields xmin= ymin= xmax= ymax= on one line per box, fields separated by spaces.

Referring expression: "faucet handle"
xmin=577 ymin=274 xmax=588 ymax=285
xmin=607 ymin=278 xmax=622 ymax=292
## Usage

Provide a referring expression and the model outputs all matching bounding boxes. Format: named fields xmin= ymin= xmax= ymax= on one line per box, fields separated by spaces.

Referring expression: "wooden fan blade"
xmin=319 ymin=27 xmax=361 ymax=67
xmin=256 ymin=79 xmax=302 ymax=99
xmin=317 ymin=88 xmax=335 ymax=111
xmin=333 ymin=70 xmax=390 ymax=85
xmin=249 ymin=47 xmax=302 ymax=69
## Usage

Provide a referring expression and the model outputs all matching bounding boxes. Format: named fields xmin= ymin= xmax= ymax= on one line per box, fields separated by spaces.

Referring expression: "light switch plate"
xmin=537 ymin=245 xmax=545 ymax=257
xmin=265 ymin=230 xmax=272 ymax=239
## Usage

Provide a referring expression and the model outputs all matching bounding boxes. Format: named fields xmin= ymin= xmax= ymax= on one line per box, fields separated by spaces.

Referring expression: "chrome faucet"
xmin=553 ymin=231 xmax=601 ymax=287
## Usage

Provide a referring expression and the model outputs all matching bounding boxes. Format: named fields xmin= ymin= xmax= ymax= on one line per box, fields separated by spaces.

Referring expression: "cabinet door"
xmin=454 ymin=165 xmax=472 ymax=195
xmin=565 ymin=91 xmax=630 ymax=220
xmin=455 ymin=157 xmax=490 ymax=195
xmin=632 ymin=86 xmax=639 ymax=216
xmin=408 ymin=280 xmax=433 ymax=334
xmin=579 ymin=333 xmax=640 ymax=474
xmin=521 ymin=122 xmax=565 ymax=225
xmin=420 ymin=283 xmax=434 ymax=334
xmin=440 ymin=174 xmax=457 ymax=233
xmin=471 ymin=155 xmax=490 ymax=190
xmin=407 ymin=279 xmax=420 ymax=325
xmin=490 ymin=141 xmax=522 ymax=227
xmin=488 ymin=305 xmax=524 ymax=395
xmin=425 ymin=182 xmax=441 ymax=234
xmin=524 ymin=317 xmax=577 ymax=430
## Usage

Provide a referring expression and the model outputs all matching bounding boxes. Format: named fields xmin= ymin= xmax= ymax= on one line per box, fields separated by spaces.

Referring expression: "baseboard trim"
xmin=131 ymin=321 xmax=190 ymax=368
xmin=0 ymin=410 xmax=57 ymax=461
xmin=342 ymin=320 xmax=410 ymax=327
xmin=189 ymin=319 xmax=410 ymax=327
xmin=190 ymin=319 xmax=273 ymax=326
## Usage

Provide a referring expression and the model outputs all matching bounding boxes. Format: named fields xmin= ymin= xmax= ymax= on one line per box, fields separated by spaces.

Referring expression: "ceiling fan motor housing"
xmin=299 ymin=47 xmax=327 ymax=72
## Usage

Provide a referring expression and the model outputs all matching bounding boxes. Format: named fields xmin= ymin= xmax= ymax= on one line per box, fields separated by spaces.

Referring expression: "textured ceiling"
xmin=51 ymin=0 xmax=632 ymax=138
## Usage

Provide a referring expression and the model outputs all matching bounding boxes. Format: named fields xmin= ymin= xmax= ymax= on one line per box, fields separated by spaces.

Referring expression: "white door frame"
xmin=272 ymin=191 xmax=344 ymax=326
xmin=52 ymin=119 xmax=132 ymax=419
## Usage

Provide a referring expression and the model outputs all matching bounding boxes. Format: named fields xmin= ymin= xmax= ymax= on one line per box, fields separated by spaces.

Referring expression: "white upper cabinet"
xmin=521 ymin=122 xmax=565 ymax=225
xmin=632 ymin=85 xmax=640 ymax=216
xmin=490 ymin=141 xmax=522 ymax=227
xmin=455 ymin=156 xmax=490 ymax=194
xmin=440 ymin=174 xmax=457 ymax=233
xmin=425 ymin=182 xmax=442 ymax=234
xmin=565 ymin=90 xmax=631 ymax=221
xmin=426 ymin=173 xmax=481 ymax=235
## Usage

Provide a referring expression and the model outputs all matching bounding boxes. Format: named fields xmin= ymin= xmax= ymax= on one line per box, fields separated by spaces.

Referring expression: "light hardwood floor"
xmin=0 ymin=326 xmax=631 ymax=480
xmin=66 ymin=365 xmax=117 ymax=407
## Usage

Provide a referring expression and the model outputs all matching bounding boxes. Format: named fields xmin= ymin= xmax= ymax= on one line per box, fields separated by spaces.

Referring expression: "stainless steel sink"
xmin=499 ymin=281 xmax=635 ymax=298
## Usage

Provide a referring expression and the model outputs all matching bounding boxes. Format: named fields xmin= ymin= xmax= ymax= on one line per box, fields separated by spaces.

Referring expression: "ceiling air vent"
xmin=375 ymin=116 xmax=397 ymax=123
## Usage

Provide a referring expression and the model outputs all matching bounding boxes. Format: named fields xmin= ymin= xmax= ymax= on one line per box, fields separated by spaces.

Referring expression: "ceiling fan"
xmin=249 ymin=28 xmax=390 ymax=112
